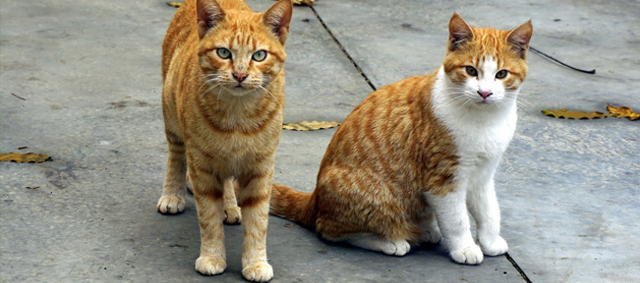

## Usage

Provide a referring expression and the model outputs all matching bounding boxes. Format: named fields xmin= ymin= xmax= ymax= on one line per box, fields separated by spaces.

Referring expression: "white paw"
xmin=195 ymin=256 xmax=226 ymax=276
xmin=381 ymin=240 xmax=411 ymax=256
xmin=224 ymin=206 xmax=242 ymax=224
xmin=422 ymin=227 xmax=442 ymax=244
xmin=242 ymin=261 xmax=273 ymax=282
xmin=450 ymin=244 xmax=484 ymax=265
xmin=157 ymin=195 xmax=185 ymax=214
xmin=480 ymin=236 xmax=508 ymax=256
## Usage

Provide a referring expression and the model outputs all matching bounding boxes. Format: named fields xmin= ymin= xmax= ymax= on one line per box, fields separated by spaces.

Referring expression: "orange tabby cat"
xmin=271 ymin=13 xmax=532 ymax=265
xmin=157 ymin=0 xmax=292 ymax=281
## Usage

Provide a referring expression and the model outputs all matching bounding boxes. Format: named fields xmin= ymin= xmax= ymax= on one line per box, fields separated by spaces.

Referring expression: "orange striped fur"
xmin=271 ymin=13 xmax=532 ymax=264
xmin=157 ymin=0 xmax=292 ymax=281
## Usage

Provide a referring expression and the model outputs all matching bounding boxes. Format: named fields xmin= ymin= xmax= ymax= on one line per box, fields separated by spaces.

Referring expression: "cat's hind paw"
xmin=450 ymin=244 xmax=483 ymax=265
xmin=157 ymin=195 xmax=185 ymax=214
xmin=224 ymin=206 xmax=242 ymax=224
xmin=242 ymin=261 xmax=273 ymax=282
xmin=480 ymin=236 xmax=508 ymax=256
xmin=381 ymin=240 xmax=411 ymax=256
xmin=347 ymin=236 xmax=410 ymax=256
xmin=421 ymin=226 xmax=442 ymax=244
xmin=195 ymin=256 xmax=226 ymax=276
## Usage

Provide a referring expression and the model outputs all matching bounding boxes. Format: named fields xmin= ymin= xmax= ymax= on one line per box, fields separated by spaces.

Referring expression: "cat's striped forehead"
xmin=198 ymin=12 xmax=284 ymax=56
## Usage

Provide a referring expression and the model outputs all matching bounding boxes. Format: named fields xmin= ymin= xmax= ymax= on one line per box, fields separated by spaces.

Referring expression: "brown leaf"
xmin=292 ymin=0 xmax=315 ymax=6
xmin=0 ymin=152 xmax=53 ymax=163
xmin=607 ymin=104 xmax=640 ymax=121
xmin=166 ymin=2 xmax=181 ymax=8
xmin=542 ymin=109 xmax=611 ymax=120
xmin=26 ymin=186 xmax=40 ymax=190
xmin=283 ymin=120 xmax=340 ymax=131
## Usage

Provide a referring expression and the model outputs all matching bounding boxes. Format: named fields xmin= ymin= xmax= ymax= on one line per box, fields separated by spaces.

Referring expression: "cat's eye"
xmin=495 ymin=70 xmax=508 ymax=79
xmin=252 ymin=50 xmax=267 ymax=62
xmin=465 ymin=66 xmax=478 ymax=77
xmin=216 ymin=48 xmax=231 ymax=59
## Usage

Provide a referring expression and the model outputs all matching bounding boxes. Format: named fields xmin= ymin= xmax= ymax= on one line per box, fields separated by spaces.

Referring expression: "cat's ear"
xmin=262 ymin=0 xmax=293 ymax=45
xmin=506 ymin=20 xmax=533 ymax=59
xmin=197 ymin=0 xmax=225 ymax=39
xmin=448 ymin=13 xmax=474 ymax=52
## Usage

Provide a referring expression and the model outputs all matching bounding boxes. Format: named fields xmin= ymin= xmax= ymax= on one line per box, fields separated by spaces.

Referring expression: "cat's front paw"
xmin=157 ymin=195 xmax=185 ymax=214
xmin=195 ymin=256 xmax=226 ymax=276
xmin=381 ymin=240 xmax=411 ymax=256
xmin=450 ymin=244 xmax=483 ymax=265
xmin=480 ymin=236 xmax=508 ymax=256
xmin=224 ymin=206 xmax=242 ymax=224
xmin=242 ymin=261 xmax=273 ymax=282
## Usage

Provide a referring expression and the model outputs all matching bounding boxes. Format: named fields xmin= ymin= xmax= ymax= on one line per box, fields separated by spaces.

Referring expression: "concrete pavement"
xmin=1 ymin=0 xmax=639 ymax=282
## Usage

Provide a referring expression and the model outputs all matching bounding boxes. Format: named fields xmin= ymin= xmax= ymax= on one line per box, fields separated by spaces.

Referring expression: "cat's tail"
xmin=270 ymin=183 xmax=316 ymax=228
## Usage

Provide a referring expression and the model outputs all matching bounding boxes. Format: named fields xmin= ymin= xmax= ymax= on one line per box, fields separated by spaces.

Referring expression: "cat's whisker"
xmin=257 ymin=85 xmax=281 ymax=107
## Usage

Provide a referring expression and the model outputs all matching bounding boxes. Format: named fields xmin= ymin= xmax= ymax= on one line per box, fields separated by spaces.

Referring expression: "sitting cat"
xmin=157 ymin=0 xmax=292 ymax=281
xmin=270 ymin=13 xmax=532 ymax=265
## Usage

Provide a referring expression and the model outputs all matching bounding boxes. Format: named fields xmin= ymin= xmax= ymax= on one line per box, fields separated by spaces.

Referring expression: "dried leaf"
xmin=542 ymin=109 xmax=611 ymax=120
xmin=607 ymin=104 xmax=640 ymax=121
xmin=0 ymin=152 xmax=53 ymax=163
xmin=26 ymin=186 xmax=40 ymax=190
xmin=166 ymin=2 xmax=181 ymax=8
xmin=292 ymin=0 xmax=315 ymax=6
xmin=283 ymin=120 xmax=340 ymax=131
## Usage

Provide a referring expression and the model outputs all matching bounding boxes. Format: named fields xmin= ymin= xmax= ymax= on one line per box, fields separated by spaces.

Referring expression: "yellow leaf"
xmin=542 ymin=109 xmax=611 ymax=120
xmin=0 ymin=152 xmax=53 ymax=163
xmin=607 ymin=104 xmax=640 ymax=121
xmin=292 ymin=0 xmax=315 ymax=6
xmin=283 ymin=120 xmax=340 ymax=131
xmin=166 ymin=2 xmax=181 ymax=8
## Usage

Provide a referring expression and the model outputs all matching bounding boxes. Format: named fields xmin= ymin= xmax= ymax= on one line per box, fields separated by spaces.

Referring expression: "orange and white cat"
xmin=271 ymin=13 xmax=532 ymax=265
xmin=157 ymin=0 xmax=292 ymax=281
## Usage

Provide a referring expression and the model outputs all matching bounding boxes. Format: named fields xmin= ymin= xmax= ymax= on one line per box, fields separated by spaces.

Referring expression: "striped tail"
xmin=270 ymin=183 xmax=316 ymax=228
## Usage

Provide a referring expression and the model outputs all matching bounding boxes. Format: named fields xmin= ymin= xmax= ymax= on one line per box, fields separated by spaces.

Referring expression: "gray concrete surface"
xmin=1 ymin=0 xmax=639 ymax=282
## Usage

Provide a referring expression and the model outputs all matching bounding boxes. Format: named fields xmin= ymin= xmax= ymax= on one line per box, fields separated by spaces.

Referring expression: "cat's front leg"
xmin=425 ymin=189 xmax=483 ymax=265
xmin=467 ymin=178 xmax=508 ymax=256
xmin=191 ymin=170 xmax=227 ymax=276
xmin=238 ymin=172 xmax=274 ymax=282
xmin=157 ymin=132 xmax=187 ymax=214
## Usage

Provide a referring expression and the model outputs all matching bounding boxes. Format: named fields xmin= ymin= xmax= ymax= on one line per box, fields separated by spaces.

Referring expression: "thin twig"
xmin=11 ymin=93 xmax=26 ymax=101
xmin=530 ymin=46 xmax=596 ymax=74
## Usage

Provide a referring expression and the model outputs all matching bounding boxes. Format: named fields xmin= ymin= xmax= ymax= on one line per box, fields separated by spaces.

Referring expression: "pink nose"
xmin=233 ymin=72 xmax=248 ymax=82
xmin=477 ymin=91 xmax=493 ymax=99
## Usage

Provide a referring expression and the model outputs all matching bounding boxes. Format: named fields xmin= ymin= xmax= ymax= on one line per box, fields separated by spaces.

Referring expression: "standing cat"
xmin=157 ymin=0 xmax=292 ymax=281
xmin=270 ymin=13 xmax=532 ymax=265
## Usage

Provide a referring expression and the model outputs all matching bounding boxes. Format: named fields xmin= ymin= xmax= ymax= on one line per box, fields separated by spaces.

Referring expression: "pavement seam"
xmin=505 ymin=252 xmax=533 ymax=283
xmin=308 ymin=6 xmax=377 ymax=91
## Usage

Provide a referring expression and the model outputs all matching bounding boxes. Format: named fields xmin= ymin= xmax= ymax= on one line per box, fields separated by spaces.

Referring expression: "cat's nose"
xmin=477 ymin=90 xmax=493 ymax=99
xmin=233 ymin=72 xmax=248 ymax=82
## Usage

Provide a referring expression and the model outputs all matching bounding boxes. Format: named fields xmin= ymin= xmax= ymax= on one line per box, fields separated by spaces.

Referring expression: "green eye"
xmin=252 ymin=50 xmax=267 ymax=62
xmin=495 ymin=70 xmax=508 ymax=79
xmin=216 ymin=48 xmax=231 ymax=59
xmin=465 ymin=66 xmax=478 ymax=77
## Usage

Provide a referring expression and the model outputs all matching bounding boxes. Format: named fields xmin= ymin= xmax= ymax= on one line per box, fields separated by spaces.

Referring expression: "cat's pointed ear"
xmin=197 ymin=0 xmax=225 ymax=39
xmin=506 ymin=20 xmax=533 ymax=59
xmin=448 ymin=13 xmax=474 ymax=52
xmin=262 ymin=0 xmax=293 ymax=45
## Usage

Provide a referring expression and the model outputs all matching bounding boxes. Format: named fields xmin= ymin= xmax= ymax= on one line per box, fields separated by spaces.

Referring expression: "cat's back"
xmin=161 ymin=0 xmax=199 ymax=81
xmin=320 ymin=72 xmax=457 ymax=183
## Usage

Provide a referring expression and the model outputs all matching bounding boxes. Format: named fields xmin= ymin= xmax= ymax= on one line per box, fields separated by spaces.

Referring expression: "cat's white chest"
xmin=431 ymin=67 xmax=517 ymax=168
